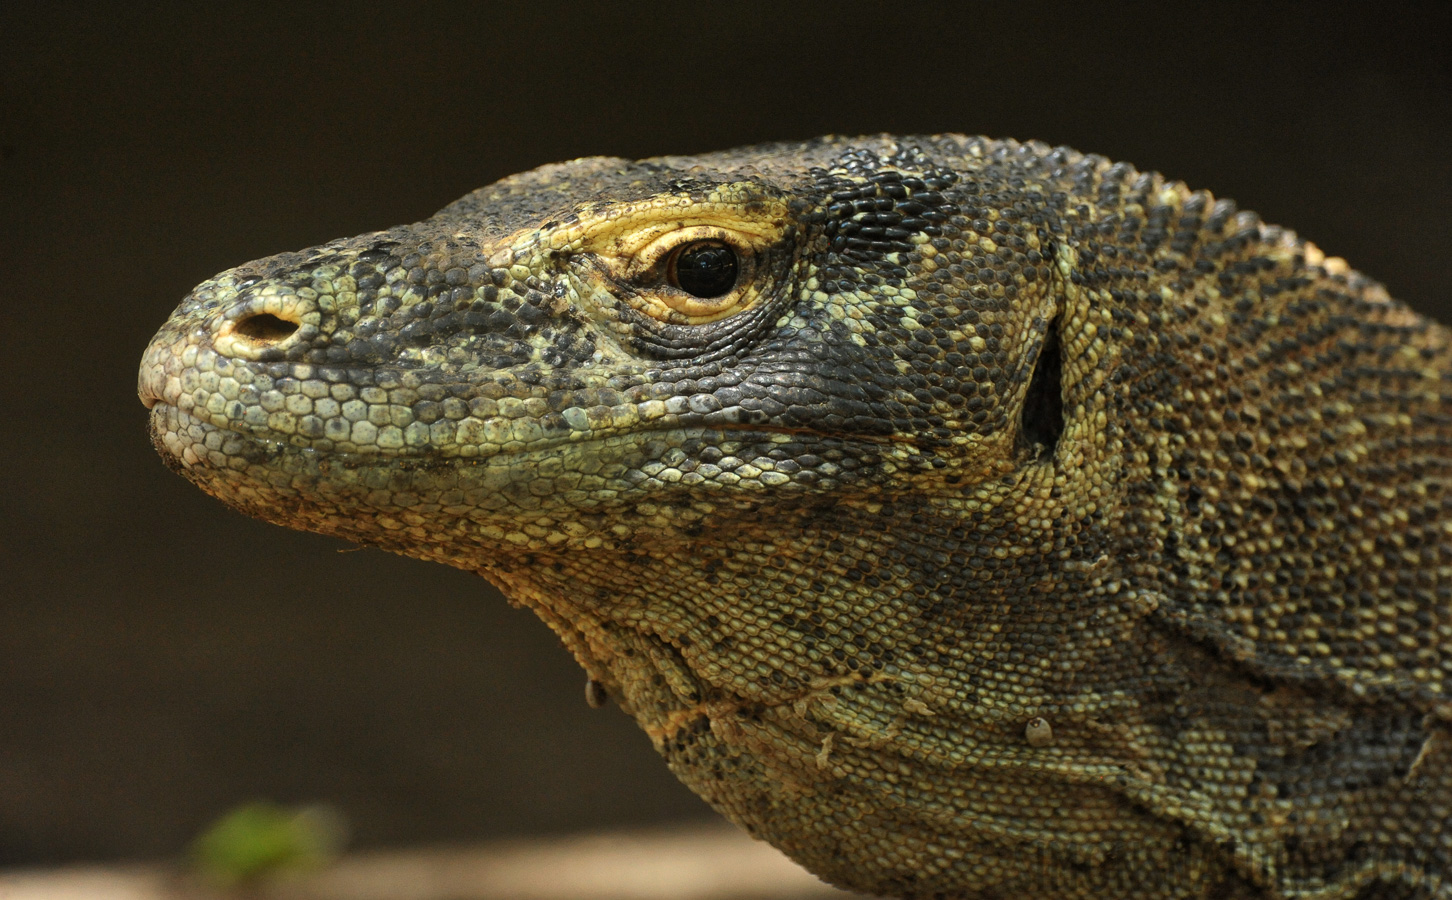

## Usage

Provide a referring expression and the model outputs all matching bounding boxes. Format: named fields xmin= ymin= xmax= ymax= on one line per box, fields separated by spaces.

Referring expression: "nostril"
xmin=232 ymin=313 xmax=300 ymax=344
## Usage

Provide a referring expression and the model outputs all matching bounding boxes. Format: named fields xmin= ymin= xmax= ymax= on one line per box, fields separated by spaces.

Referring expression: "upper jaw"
xmin=137 ymin=324 xmax=189 ymax=411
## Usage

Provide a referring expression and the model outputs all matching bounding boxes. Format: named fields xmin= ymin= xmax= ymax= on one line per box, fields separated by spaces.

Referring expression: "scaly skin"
xmin=140 ymin=136 xmax=1452 ymax=899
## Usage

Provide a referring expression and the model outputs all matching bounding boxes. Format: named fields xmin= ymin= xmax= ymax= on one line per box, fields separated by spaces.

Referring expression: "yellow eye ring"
xmin=624 ymin=226 xmax=760 ymax=324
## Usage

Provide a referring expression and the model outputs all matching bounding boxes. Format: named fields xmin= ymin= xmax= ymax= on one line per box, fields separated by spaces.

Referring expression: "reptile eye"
xmin=615 ymin=224 xmax=765 ymax=324
xmin=669 ymin=241 xmax=739 ymax=298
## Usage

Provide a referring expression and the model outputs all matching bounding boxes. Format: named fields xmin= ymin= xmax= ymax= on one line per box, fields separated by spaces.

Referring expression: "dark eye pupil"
xmin=672 ymin=241 xmax=739 ymax=298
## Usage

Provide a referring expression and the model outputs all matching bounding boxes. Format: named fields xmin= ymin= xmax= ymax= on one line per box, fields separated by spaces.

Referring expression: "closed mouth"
xmin=148 ymin=398 xmax=900 ymax=472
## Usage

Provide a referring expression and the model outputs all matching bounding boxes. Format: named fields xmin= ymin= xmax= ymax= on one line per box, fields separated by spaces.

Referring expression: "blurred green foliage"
xmin=190 ymin=802 xmax=347 ymax=886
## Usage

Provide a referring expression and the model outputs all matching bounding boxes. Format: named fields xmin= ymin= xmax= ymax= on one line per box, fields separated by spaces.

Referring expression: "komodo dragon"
xmin=139 ymin=135 xmax=1451 ymax=899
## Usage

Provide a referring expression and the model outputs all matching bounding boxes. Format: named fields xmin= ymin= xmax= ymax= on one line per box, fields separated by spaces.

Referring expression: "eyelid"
xmin=623 ymin=225 xmax=754 ymax=281
xmin=610 ymin=226 xmax=763 ymax=324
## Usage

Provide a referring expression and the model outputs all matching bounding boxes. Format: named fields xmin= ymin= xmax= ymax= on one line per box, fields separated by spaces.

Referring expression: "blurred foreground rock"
xmin=0 ymin=824 xmax=857 ymax=900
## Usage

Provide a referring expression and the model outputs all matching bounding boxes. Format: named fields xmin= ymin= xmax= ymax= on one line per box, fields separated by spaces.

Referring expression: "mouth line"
xmin=148 ymin=400 xmax=903 ymax=467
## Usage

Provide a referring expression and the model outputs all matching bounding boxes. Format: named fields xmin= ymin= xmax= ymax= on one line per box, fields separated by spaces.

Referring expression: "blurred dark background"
xmin=1 ymin=2 xmax=1448 ymax=866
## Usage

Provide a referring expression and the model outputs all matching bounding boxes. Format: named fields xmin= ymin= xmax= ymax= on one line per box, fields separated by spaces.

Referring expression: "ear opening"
xmin=1020 ymin=316 xmax=1063 ymax=460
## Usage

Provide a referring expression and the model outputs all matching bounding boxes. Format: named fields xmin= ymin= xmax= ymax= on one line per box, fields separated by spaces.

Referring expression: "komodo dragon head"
xmin=141 ymin=135 xmax=1452 ymax=899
